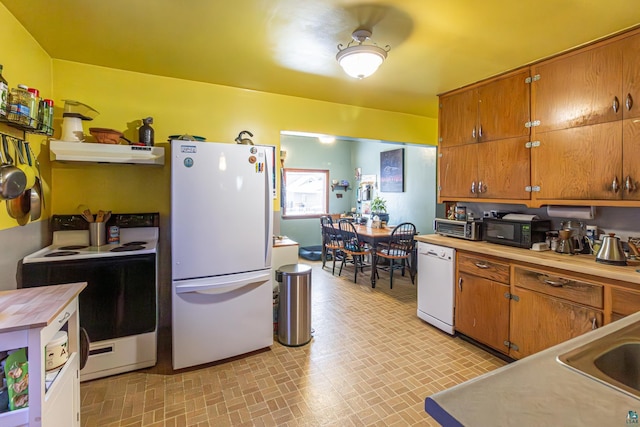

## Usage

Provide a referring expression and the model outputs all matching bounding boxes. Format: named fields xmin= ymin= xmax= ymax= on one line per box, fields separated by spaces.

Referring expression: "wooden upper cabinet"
xmin=531 ymin=121 xmax=623 ymax=200
xmin=438 ymin=136 xmax=531 ymax=200
xmin=439 ymin=69 xmax=530 ymax=148
xmin=622 ymin=33 xmax=640 ymax=120
xmin=438 ymin=144 xmax=478 ymax=199
xmin=622 ymin=118 xmax=640 ymax=199
xmin=439 ymin=89 xmax=478 ymax=147
xmin=476 ymin=136 xmax=530 ymax=199
xmin=477 ymin=70 xmax=531 ymax=142
xmin=532 ymin=41 xmax=623 ymax=133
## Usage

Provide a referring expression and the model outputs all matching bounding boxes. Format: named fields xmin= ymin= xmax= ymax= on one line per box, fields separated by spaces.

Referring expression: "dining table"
xmin=332 ymin=222 xmax=395 ymax=288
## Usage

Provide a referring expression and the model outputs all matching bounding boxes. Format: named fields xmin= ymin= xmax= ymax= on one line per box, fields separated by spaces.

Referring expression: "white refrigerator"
xmin=171 ymin=140 xmax=274 ymax=370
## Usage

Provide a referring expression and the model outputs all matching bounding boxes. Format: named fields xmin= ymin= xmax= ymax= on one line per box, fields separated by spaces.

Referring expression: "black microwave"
xmin=483 ymin=218 xmax=551 ymax=248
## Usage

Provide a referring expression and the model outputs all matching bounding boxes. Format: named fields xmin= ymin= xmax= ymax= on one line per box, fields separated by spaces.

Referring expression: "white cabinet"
xmin=272 ymin=238 xmax=299 ymax=284
xmin=0 ymin=283 xmax=85 ymax=427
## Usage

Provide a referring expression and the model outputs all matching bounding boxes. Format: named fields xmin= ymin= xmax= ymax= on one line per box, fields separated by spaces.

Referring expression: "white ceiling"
xmin=3 ymin=0 xmax=640 ymax=118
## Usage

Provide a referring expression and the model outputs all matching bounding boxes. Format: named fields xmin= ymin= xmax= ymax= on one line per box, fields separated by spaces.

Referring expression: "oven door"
xmin=20 ymin=254 xmax=157 ymax=342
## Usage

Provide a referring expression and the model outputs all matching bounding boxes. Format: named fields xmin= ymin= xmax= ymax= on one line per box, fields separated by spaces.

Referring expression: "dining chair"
xmin=337 ymin=219 xmax=371 ymax=283
xmin=375 ymin=222 xmax=417 ymax=289
xmin=320 ymin=215 xmax=342 ymax=274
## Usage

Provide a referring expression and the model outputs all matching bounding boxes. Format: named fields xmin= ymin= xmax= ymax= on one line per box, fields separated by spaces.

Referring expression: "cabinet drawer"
xmin=611 ymin=288 xmax=640 ymax=316
xmin=458 ymin=253 xmax=509 ymax=283
xmin=513 ymin=267 xmax=603 ymax=308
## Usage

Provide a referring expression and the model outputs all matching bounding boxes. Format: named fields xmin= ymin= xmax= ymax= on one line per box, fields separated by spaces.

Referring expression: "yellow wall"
xmin=1 ymin=0 xmax=437 ymax=232
xmin=49 ymin=60 xmax=437 ymax=217
xmin=0 ymin=3 xmax=53 ymax=230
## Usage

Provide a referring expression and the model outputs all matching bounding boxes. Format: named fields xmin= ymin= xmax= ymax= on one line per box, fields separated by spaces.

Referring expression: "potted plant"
xmin=370 ymin=196 xmax=389 ymax=223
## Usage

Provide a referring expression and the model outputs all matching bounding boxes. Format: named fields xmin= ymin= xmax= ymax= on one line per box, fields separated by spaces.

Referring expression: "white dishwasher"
xmin=417 ymin=242 xmax=456 ymax=334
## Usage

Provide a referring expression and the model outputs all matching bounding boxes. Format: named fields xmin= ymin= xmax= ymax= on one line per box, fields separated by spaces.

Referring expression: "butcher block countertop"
xmin=0 ymin=282 xmax=86 ymax=333
xmin=415 ymin=234 xmax=640 ymax=286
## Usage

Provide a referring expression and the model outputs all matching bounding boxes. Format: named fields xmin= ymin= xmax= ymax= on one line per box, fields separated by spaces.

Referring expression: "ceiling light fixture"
xmin=336 ymin=29 xmax=390 ymax=79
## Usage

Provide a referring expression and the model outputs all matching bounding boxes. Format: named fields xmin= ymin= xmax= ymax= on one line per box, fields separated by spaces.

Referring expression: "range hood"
xmin=50 ymin=140 xmax=165 ymax=165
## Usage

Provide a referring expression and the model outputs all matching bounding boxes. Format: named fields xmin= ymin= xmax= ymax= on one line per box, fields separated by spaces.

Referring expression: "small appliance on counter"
xmin=59 ymin=100 xmax=99 ymax=142
xmin=483 ymin=214 xmax=551 ymax=248
xmin=434 ymin=217 xmax=482 ymax=241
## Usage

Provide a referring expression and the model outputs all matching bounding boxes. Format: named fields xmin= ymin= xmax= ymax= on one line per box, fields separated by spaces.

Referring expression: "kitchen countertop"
xmin=415 ymin=234 xmax=640 ymax=286
xmin=425 ymin=310 xmax=640 ymax=426
xmin=0 ymin=282 xmax=86 ymax=333
xmin=274 ymin=237 xmax=298 ymax=248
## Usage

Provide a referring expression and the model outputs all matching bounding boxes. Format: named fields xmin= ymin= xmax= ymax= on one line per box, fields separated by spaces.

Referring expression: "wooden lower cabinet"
xmin=611 ymin=287 xmax=640 ymax=321
xmin=455 ymin=252 xmax=510 ymax=354
xmin=508 ymin=287 xmax=603 ymax=359
xmin=456 ymin=272 xmax=510 ymax=353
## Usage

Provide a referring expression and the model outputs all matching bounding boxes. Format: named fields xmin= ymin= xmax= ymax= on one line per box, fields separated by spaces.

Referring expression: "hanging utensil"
xmin=29 ymin=177 xmax=42 ymax=221
xmin=11 ymin=138 xmax=36 ymax=190
xmin=6 ymin=188 xmax=31 ymax=225
xmin=27 ymin=143 xmax=45 ymax=210
xmin=23 ymin=143 xmax=42 ymax=221
xmin=0 ymin=134 xmax=27 ymax=200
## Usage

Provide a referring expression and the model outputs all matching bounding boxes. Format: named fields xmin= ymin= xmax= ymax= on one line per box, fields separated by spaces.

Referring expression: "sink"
xmin=557 ymin=320 xmax=640 ymax=399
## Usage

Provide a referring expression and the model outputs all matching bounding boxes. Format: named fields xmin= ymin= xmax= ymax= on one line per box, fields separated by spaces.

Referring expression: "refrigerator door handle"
xmin=175 ymin=272 xmax=271 ymax=295
xmin=264 ymin=150 xmax=273 ymax=265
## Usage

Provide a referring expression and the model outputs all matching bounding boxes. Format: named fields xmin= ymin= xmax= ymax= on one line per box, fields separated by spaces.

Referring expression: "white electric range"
xmin=20 ymin=213 xmax=159 ymax=382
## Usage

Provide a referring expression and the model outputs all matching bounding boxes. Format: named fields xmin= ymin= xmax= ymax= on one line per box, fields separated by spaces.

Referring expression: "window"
xmin=282 ymin=169 xmax=329 ymax=218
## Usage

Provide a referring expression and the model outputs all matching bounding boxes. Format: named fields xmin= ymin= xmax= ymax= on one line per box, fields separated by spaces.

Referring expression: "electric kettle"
xmin=595 ymin=233 xmax=627 ymax=266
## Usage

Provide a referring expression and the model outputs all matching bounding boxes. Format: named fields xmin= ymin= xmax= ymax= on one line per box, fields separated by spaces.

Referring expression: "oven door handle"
xmin=174 ymin=272 xmax=271 ymax=295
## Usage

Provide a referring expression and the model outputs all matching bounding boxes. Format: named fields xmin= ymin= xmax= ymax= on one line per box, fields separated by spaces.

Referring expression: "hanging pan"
xmin=24 ymin=143 xmax=42 ymax=221
xmin=0 ymin=134 xmax=27 ymax=200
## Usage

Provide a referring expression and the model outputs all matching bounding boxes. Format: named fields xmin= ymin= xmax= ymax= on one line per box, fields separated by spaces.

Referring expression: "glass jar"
xmin=8 ymin=84 xmax=31 ymax=125
xmin=0 ymin=64 xmax=8 ymax=118
xmin=27 ymin=87 xmax=39 ymax=129
xmin=40 ymin=99 xmax=54 ymax=135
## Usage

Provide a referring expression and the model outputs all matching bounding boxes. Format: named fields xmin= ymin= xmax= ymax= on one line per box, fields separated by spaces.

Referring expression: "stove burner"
xmin=59 ymin=245 xmax=89 ymax=250
xmin=111 ymin=245 xmax=145 ymax=252
xmin=123 ymin=241 xmax=147 ymax=246
xmin=45 ymin=251 xmax=80 ymax=257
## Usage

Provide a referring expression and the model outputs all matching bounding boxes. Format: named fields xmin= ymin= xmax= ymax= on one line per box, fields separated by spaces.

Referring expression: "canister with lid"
xmin=8 ymin=85 xmax=30 ymax=125
xmin=0 ymin=64 xmax=8 ymax=117
xmin=45 ymin=331 xmax=69 ymax=370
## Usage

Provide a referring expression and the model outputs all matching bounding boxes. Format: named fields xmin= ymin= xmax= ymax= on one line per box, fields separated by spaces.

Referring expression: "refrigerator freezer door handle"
xmin=175 ymin=272 xmax=270 ymax=295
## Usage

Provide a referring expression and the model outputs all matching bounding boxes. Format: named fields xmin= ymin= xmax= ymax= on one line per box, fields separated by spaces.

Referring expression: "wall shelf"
xmin=331 ymin=184 xmax=350 ymax=191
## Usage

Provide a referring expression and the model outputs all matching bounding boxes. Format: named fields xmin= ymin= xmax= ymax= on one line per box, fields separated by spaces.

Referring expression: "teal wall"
xmin=350 ymin=141 xmax=437 ymax=237
xmin=279 ymin=134 xmax=437 ymax=247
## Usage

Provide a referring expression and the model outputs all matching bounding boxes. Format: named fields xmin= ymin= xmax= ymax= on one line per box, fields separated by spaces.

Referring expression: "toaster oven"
xmin=434 ymin=218 xmax=482 ymax=241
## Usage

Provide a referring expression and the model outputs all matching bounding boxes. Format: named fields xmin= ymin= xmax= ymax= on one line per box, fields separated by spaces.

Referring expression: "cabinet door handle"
xmin=458 ymin=277 xmax=463 ymax=291
xmin=477 ymin=181 xmax=483 ymax=193
xmin=478 ymin=125 xmax=483 ymax=139
xmin=625 ymin=175 xmax=636 ymax=193
xmin=613 ymin=96 xmax=620 ymax=113
xmin=591 ymin=317 xmax=598 ymax=330
xmin=471 ymin=181 xmax=476 ymax=194
xmin=474 ymin=262 xmax=490 ymax=269
xmin=543 ymin=279 xmax=564 ymax=287
xmin=612 ymin=176 xmax=620 ymax=193
xmin=472 ymin=127 xmax=476 ymax=139
xmin=627 ymin=93 xmax=634 ymax=111
xmin=58 ymin=311 xmax=71 ymax=324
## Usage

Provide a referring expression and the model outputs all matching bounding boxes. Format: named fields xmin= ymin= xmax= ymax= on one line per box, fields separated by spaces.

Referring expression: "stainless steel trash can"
xmin=276 ymin=264 xmax=312 ymax=346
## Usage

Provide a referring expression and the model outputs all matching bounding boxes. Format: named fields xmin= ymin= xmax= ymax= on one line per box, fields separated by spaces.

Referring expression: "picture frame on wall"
xmin=380 ymin=148 xmax=404 ymax=192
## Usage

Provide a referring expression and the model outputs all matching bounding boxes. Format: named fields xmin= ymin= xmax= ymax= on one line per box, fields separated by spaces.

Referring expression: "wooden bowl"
xmin=89 ymin=128 xmax=123 ymax=144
